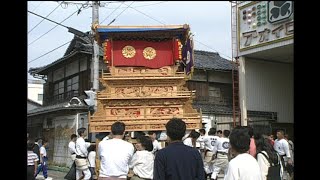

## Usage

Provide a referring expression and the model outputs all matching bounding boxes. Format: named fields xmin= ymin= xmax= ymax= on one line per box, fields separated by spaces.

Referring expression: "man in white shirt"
xmin=274 ymin=130 xmax=292 ymax=180
xmin=75 ymin=127 xmax=91 ymax=180
xmin=224 ymin=126 xmax=263 ymax=180
xmin=68 ymin=134 xmax=77 ymax=161
xmin=197 ymin=127 xmax=220 ymax=177
xmin=148 ymin=131 xmax=162 ymax=154
xmin=35 ymin=139 xmax=49 ymax=179
xmin=211 ymin=130 xmax=230 ymax=180
xmin=98 ymin=121 xmax=135 ymax=179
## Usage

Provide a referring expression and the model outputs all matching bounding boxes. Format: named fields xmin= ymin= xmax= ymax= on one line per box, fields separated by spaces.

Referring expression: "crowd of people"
xmin=27 ymin=118 xmax=294 ymax=180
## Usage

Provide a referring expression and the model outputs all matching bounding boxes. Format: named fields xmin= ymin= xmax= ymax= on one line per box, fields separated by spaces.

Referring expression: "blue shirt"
xmin=153 ymin=142 xmax=205 ymax=180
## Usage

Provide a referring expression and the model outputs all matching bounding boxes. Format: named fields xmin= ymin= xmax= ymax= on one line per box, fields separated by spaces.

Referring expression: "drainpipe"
xmin=76 ymin=113 xmax=79 ymax=136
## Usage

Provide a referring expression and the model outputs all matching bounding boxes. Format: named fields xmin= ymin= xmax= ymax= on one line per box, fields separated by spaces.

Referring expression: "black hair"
xmin=77 ymin=127 xmax=86 ymax=136
xmin=87 ymin=144 xmax=96 ymax=152
xmin=137 ymin=135 xmax=154 ymax=152
xmin=165 ymin=118 xmax=186 ymax=141
xmin=247 ymin=126 xmax=254 ymax=137
xmin=199 ymin=129 xmax=206 ymax=135
xmin=111 ymin=121 xmax=126 ymax=135
xmin=208 ymin=127 xmax=217 ymax=135
xmin=229 ymin=126 xmax=250 ymax=153
xmin=35 ymin=138 xmax=42 ymax=142
xmin=95 ymin=132 xmax=110 ymax=140
xmin=217 ymin=130 xmax=222 ymax=134
xmin=42 ymin=139 xmax=48 ymax=144
xmin=148 ymin=131 xmax=156 ymax=135
xmin=189 ymin=130 xmax=200 ymax=139
xmin=254 ymin=133 xmax=279 ymax=164
xmin=223 ymin=130 xmax=230 ymax=137
xmin=70 ymin=134 xmax=77 ymax=140
xmin=27 ymin=140 xmax=35 ymax=151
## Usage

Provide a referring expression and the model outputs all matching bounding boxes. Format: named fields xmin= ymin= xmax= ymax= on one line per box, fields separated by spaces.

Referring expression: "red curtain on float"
xmin=111 ymin=40 xmax=174 ymax=68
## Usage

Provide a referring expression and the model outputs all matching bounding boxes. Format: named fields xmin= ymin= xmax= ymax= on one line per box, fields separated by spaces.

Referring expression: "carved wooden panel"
xmin=89 ymin=119 xmax=201 ymax=132
xmin=104 ymin=99 xmax=186 ymax=106
xmin=110 ymin=66 xmax=176 ymax=76
xmin=107 ymin=108 xmax=143 ymax=119
xmin=90 ymin=63 xmax=202 ymax=132
xmin=112 ymin=86 xmax=175 ymax=97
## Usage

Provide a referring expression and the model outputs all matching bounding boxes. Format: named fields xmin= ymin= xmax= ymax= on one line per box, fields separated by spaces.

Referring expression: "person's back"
xmin=99 ymin=138 xmax=134 ymax=177
xmin=98 ymin=121 xmax=134 ymax=179
xmin=155 ymin=142 xmax=203 ymax=180
xmin=224 ymin=126 xmax=262 ymax=180
xmin=226 ymin=153 xmax=262 ymax=180
xmin=153 ymin=118 xmax=204 ymax=180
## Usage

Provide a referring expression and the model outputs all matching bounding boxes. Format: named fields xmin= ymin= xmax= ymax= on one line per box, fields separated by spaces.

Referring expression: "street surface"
xmin=35 ymin=170 xmax=225 ymax=179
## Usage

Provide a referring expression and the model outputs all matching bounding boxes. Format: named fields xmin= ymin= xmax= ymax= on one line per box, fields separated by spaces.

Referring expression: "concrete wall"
xmin=52 ymin=115 xmax=77 ymax=167
xmin=245 ymin=59 xmax=293 ymax=123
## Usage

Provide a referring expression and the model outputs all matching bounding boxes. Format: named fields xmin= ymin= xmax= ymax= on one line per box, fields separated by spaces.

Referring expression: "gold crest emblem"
xmin=122 ymin=46 xmax=136 ymax=58
xmin=143 ymin=47 xmax=156 ymax=60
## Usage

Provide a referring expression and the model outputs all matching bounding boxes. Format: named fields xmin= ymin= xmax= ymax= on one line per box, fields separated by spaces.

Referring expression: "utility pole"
xmin=92 ymin=1 xmax=99 ymax=111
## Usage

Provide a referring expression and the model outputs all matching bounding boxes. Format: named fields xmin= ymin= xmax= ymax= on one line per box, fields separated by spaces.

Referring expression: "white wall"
xmin=245 ymin=59 xmax=293 ymax=123
xmin=28 ymin=82 xmax=43 ymax=105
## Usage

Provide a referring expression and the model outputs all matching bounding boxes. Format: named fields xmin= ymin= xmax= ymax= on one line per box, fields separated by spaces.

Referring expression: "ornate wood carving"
xmin=90 ymin=46 xmax=201 ymax=132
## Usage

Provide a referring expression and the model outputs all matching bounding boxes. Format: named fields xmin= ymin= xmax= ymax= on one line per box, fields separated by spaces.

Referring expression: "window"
xmin=66 ymin=75 xmax=79 ymax=95
xmin=38 ymin=94 xmax=43 ymax=101
xmin=54 ymin=80 xmax=64 ymax=99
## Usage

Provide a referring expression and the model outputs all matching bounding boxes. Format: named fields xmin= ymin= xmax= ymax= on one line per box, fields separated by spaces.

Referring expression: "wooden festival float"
xmin=91 ymin=24 xmax=202 ymax=133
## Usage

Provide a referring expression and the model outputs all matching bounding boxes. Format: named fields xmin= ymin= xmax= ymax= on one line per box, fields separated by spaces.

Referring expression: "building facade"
xmin=28 ymin=35 xmax=104 ymax=167
xmin=232 ymin=1 xmax=293 ymax=136
xmin=188 ymin=50 xmax=234 ymax=132
xmin=28 ymin=79 xmax=44 ymax=105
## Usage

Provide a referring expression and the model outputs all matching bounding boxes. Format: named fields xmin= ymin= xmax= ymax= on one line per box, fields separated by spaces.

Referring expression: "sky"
xmin=27 ymin=1 xmax=232 ymax=80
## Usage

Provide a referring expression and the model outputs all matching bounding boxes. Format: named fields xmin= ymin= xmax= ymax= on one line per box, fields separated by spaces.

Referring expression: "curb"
xmin=48 ymin=165 xmax=70 ymax=173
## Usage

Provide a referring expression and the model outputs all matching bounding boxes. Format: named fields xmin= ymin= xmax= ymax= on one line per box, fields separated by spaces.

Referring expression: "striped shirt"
xmin=27 ymin=151 xmax=39 ymax=166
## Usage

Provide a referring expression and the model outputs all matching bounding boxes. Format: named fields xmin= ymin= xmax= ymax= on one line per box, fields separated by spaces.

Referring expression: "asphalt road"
xmin=35 ymin=170 xmax=225 ymax=180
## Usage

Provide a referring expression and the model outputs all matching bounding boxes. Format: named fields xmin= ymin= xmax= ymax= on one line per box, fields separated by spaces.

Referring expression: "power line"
xmin=28 ymin=2 xmax=62 ymax=34
xmin=103 ymin=1 xmax=168 ymax=9
xmin=131 ymin=1 xmax=168 ymax=8
xmin=28 ymin=40 xmax=72 ymax=64
xmin=123 ymin=2 xmax=166 ymax=25
xmin=28 ymin=10 xmax=68 ymax=29
xmin=105 ymin=1 xmax=135 ymax=25
xmin=28 ymin=7 xmax=82 ymax=46
xmin=31 ymin=1 xmax=43 ymax=11
xmin=100 ymin=2 xmax=124 ymax=24
xmin=194 ymin=39 xmax=232 ymax=59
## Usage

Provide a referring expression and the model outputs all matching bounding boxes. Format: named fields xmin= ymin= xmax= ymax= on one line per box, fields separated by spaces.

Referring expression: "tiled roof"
xmin=27 ymin=101 xmax=88 ymax=117
xmin=27 ymin=99 xmax=42 ymax=107
xmin=194 ymin=50 xmax=233 ymax=71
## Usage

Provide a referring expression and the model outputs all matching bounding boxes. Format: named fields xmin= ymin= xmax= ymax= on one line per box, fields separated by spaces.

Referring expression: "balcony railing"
xmin=44 ymin=90 xmax=79 ymax=106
